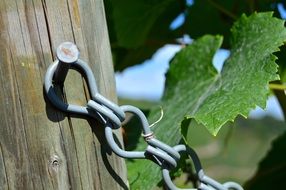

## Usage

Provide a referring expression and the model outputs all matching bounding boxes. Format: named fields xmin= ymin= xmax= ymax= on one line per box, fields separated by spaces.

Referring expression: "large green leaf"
xmin=244 ymin=132 xmax=286 ymax=190
xmin=177 ymin=12 xmax=286 ymax=135
xmin=128 ymin=12 xmax=286 ymax=189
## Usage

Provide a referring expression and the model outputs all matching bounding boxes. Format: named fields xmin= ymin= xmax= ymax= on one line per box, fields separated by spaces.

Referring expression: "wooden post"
xmin=0 ymin=0 xmax=128 ymax=189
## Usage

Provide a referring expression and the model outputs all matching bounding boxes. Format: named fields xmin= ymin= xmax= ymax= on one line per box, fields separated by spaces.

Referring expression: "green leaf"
xmin=244 ymin=132 xmax=286 ymax=190
xmin=105 ymin=0 xmax=186 ymax=71
xmin=128 ymin=12 xmax=286 ymax=189
xmin=177 ymin=12 xmax=285 ymax=135
xmin=109 ymin=0 xmax=177 ymax=48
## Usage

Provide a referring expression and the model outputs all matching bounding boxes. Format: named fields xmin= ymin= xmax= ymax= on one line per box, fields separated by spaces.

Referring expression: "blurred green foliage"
xmin=105 ymin=1 xmax=286 ymax=189
xmin=105 ymin=0 xmax=285 ymax=71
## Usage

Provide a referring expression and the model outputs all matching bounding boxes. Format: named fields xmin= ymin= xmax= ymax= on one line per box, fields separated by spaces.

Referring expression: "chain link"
xmin=44 ymin=42 xmax=244 ymax=190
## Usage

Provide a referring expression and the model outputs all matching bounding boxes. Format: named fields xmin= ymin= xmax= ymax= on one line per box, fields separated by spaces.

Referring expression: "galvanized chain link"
xmin=44 ymin=42 xmax=244 ymax=190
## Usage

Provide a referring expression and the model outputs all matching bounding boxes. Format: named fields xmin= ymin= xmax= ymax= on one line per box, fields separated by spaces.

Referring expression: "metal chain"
xmin=44 ymin=42 xmax=244 ymax=190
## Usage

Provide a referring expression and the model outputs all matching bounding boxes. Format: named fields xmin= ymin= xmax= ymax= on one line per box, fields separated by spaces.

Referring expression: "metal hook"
xmin=44 ymin=42 xmax=125 ymax=120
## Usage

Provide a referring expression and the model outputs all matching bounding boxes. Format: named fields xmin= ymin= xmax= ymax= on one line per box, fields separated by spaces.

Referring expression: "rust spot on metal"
xmin=61 ymin=47 xmax=74 ymax=57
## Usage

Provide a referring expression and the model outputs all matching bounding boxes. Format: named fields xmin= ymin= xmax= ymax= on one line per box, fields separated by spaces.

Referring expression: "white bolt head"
xmin=56 ymin=42 xmax=79 ymax=63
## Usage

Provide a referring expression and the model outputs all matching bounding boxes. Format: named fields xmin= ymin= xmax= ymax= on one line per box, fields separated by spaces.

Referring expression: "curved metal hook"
xmin=44 ymin=58 xmax=125 ymax=121
xmin=44 ymin=59 xmax=95 ymax=116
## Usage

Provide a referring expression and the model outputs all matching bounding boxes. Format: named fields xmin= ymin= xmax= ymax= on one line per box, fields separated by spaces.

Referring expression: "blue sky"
xmin=115 ymin=2 xmax=285 ymax=121
xmin=115 ymin=45 xmax=180 ymax=100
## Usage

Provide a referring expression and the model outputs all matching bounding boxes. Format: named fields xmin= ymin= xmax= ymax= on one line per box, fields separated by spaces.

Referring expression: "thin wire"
xmin=149 ymin=106 xmax=164 ymax=128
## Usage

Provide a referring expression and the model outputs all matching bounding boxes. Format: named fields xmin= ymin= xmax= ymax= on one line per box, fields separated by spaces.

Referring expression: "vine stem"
xmin=269 ymin=83 xmax=286 ymax=90
xmin=207 ymin=0 xmax=237 ymax=20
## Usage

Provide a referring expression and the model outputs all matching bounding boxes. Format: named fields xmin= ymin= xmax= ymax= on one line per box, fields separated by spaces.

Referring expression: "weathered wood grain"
xmin=0 ymin=0 xmax=128 ymax=189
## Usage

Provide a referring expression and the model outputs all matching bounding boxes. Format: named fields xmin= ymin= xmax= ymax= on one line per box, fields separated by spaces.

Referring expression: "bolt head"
xmin=56 ymin=42 xmax=79 ymax=63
